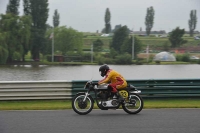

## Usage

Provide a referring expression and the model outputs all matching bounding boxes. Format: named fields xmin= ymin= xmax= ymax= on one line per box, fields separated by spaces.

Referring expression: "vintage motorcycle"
xmin=72 ymin=80 xmax=143 ymax=115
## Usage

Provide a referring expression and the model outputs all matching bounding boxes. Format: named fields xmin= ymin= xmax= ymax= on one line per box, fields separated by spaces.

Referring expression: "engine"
xmin=102 ymin=99 xmax=119 ymax=107
xmin=97 ymin=91 xmax=110 ymax=100
xmin=97 ymin=90 xmax=119 ymax=107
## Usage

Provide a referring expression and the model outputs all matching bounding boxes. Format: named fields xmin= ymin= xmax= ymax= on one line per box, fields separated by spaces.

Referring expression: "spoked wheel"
xmin=72 ymin=94 xmax=94 ymax=115
xmin=122 ymin=93 xmax=143 ymax=114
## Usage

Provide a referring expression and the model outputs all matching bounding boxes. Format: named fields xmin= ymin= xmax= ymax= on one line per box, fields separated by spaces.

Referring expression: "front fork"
xmin=83 ymin=87 xmax=91 ymax=102
xmin=83 ymin=92 xmax=89 ymax=102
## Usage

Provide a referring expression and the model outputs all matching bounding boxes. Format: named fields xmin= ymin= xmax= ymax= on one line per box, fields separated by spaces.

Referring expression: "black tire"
xmin=122 ymin=93 xmax=143 ymax=114
xmin=72 ymin=94 xmax=94 ymax=115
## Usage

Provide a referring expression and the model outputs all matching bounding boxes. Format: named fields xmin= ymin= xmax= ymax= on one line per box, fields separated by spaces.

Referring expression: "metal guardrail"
xmin=127 ymin=79 xmax=200 ymax=98
xmin=0 ymin=79 xmax=200 ymax=100
xmin=0 ymin=81 xmax=72 ymax=100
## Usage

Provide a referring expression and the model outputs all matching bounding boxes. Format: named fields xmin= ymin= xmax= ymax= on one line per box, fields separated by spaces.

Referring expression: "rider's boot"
xmin=110 ymin=86 xmax=124 ymax=103
xmin=116 ymin=92 xmax=124 ymax=103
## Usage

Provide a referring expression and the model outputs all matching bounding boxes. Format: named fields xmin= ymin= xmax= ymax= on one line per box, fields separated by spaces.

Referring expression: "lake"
xmin=0 ymin=64 xmax=200 ymax=81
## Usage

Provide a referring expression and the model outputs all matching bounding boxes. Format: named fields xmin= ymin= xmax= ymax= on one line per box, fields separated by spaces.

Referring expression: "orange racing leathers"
xmin=98 ymin=69 xmax=127 ymax=93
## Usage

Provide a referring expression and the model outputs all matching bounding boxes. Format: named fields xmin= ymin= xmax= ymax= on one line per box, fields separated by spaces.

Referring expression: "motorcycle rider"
xmin=97 ymin=64 xmax=127 ymax=102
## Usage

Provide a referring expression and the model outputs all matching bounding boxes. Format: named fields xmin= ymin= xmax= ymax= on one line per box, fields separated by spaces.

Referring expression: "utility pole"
xmin=132 ymin=29 xmax=134 ymax=60
xmin=51 ymin=28 xmax=54 ymax=62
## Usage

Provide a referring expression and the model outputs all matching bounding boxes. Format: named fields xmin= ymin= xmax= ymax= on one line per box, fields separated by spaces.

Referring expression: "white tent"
xmin=154 ymin=51 xmax=176 ymax=61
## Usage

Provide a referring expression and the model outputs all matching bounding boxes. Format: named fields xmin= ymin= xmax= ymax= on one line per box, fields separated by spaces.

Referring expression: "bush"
xmin=134 ymin=58 xmax=142 ymax=65
xmin=96 ymin=56 xmax=115 ymax=65
xmin=81 ymin=53 xmax=91 ymax=61
xmin=12 ymin=52 xmax=21 ymax=61
xmin=155 ymin=60 xmax=160 ymax=64
xmin=176 ymin=54 xmax=190 ymax=62
xmin=181 ymin=54 xmax=190 ymax=62
xmin=176 ymin=54 xmax=182 ymax=61
xmin=115 ymin=53 xmax=132 ymax=64
xmin=46 ymin=55 xmax=52 ymax=62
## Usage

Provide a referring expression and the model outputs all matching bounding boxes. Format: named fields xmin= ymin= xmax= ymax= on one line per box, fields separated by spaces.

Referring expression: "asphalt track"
xmin=0 ymin=109 xmax=200 ymax=133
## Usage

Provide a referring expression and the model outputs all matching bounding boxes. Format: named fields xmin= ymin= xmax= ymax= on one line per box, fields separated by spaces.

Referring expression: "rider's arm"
xmin=98 ymin=70 xmax=112 ymax=84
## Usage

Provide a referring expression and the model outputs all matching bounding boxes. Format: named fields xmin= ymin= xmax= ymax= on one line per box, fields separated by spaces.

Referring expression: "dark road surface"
xmin=0 ymin=109 xmax=200 ymax=133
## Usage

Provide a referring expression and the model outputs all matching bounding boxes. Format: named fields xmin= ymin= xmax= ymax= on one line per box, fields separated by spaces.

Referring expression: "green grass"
xmin=144 ymin=98 xmax=200 ymax=108
xmin=0 ymin=99 xmax=200 ymax=110
xmin=0 ymin=100 xmax=71 ymax=110
xmin=83 ymin=36 xmax=200 ymax=50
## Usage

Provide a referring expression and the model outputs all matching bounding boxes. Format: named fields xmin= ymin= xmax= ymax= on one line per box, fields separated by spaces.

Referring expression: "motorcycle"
xmin=72 ymin=80 xmax=143 ymax=115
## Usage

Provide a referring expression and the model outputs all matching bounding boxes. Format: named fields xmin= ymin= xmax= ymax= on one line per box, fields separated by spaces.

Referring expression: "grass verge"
xmin=0 ymin=98 xmax=200 ymax=110
xmin=144 ymin=98 xmax=200 ymax=108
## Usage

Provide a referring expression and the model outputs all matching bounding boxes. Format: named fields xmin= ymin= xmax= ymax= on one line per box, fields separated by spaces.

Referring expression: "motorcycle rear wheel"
xmin=72 ymin=94 xmax=94 ymax=115
xmin=122 ymin=93 xmax=143 ymax=114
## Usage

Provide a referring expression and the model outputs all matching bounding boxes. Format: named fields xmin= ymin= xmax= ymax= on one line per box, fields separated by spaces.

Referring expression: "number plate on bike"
xmin=119 ymin=90 xmax=129 ymax=98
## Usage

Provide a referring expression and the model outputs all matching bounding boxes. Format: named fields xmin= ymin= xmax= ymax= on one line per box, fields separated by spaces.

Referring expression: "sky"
xmin=0 ymin=0 xmax=200 ymax=33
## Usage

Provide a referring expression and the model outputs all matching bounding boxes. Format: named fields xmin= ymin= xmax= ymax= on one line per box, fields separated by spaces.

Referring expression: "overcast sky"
xmin=0 ymin=0 xmax=200 ymax=32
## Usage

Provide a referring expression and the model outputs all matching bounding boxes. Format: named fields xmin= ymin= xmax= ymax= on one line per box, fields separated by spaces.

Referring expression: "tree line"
xmin=103 ymin=7 xmax=198 ymax=37
xmin=0 ymin=0 xmax=142 ymax=64
xmin=101 ymin=7 xmax=198 ymax=56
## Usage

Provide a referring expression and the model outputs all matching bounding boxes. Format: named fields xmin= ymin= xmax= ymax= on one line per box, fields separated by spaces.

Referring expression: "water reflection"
xmin=0 ymin=64 xmax=200 ymax=81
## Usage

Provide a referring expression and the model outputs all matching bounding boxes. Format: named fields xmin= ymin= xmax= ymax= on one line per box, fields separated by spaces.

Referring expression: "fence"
xmin=0 ymin=79 xmax=200 ymax=100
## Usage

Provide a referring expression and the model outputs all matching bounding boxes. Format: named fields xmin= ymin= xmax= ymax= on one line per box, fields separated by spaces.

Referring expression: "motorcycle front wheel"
xmin=72 ymin=94 xmax=94 ymax=115
xmin=122 ymin=93 xmax=143 ymax=114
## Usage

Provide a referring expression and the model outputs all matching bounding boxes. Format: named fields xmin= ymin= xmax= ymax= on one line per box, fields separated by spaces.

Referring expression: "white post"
xmin=52 ymin=28 xmax=54 ymax=62
xmin=146 ymin=45 xmax=149 ymax=62
xmin=91 ymin=43 xmax=93 ymax=63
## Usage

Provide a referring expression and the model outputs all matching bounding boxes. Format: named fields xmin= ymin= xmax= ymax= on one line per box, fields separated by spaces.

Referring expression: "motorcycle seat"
xmin=126 ymin=84 xmax=137 ymax=91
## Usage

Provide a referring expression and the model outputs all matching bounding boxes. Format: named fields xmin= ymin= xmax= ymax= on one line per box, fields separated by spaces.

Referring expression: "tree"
xmin=0 ymin=33 xmax=8 ymax=64
xmin=188 ymin=10 xmax=197 ymax=37
xmin=6 ymin=0 xmax=20 ymax=15
xmin=162 ymin=41 xmax=170 ymax=51
xmin=110 ymin=26 xmax=129 ymax=53
xmin=93 ymin=39 xmax=104 ymax=52
xmin=169 ymin=27 xmax=187 ymax=48
xmin=121 ymin=36 xmax=142 ymax=58
xmin=104 ymin=8 xmax=111 ymax=34
xmin=0 ymin=14 xmax=32 ymax=62
xmin=46 ymin=26 xmax=83 ymax=55
xmin=19 ymin=15 xmax=32 ymax=61
xmin=28 ymin=0 xmax=49 ymax=60
xmin=53 ymin=9 xmax=60 ymax=27
xmin=112 ymin=24 xmax=122 ymax=33
xmin=23 ymin=0 xmax=31 ymax=15
xmin=22 ymin=0 xmax=33 ymax=61
xmin=145 ymin=6 xmax=155 ymax=36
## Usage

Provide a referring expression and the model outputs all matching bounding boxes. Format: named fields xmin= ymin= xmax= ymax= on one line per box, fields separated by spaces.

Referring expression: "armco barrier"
xmin=0 ymin=79 xmax=200 ymax=100
xmin=127 ymin=79 xmax=200 ymax=98
xmin=72 ymin=79 xmax=200 ymax=98
xmin=0 ymin=81 xmax=72 ymax=100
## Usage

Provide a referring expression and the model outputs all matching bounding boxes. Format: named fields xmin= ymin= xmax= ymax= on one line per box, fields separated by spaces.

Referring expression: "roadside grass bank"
xmin=83 ymin=36 xmax=200 ymax=50
xmin=0 ymin=98 xmax=200 ymax=110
